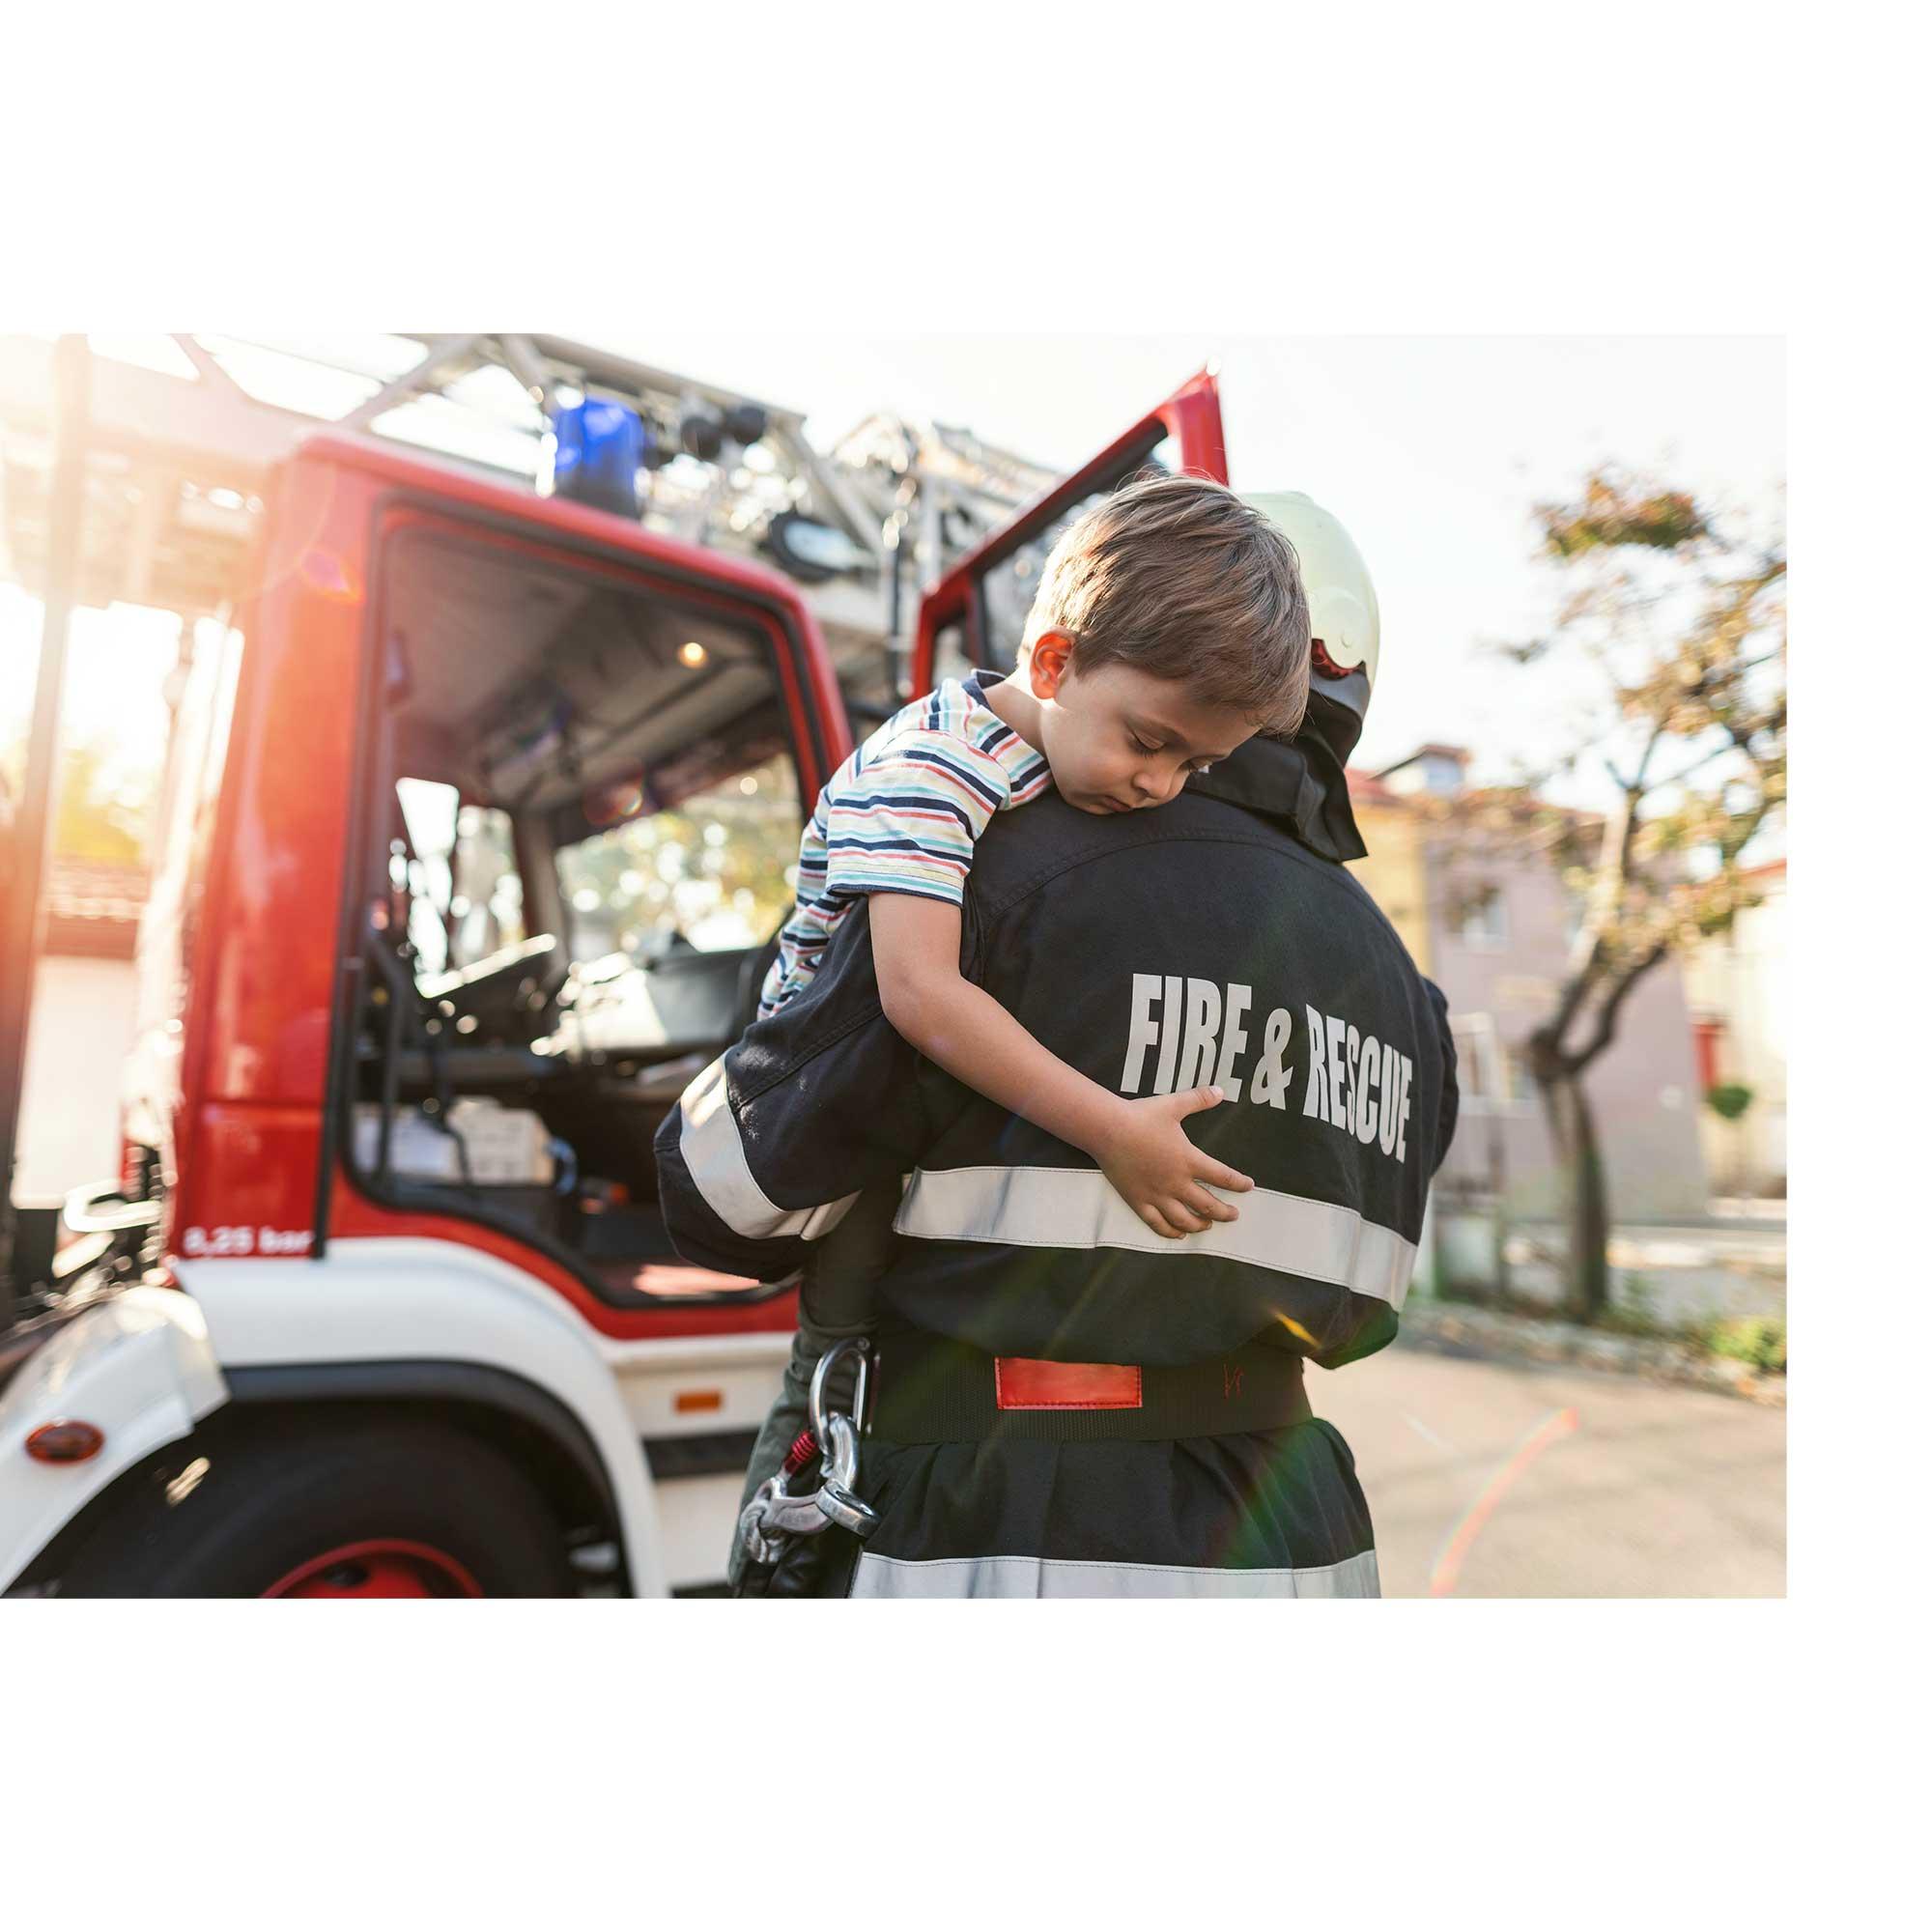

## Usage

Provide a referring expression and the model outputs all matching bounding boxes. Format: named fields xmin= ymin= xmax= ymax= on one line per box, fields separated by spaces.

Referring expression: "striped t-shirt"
xmin=759 ymin=670 xmax=1053 ymax=1019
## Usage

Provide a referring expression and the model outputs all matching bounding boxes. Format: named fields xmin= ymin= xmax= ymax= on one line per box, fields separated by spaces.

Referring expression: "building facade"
xmin=1345 ymin=767 xmax=1432 ymax=972
xmin=14 ymin=861 xmax=143 ymax=1204
xmin=1681 ymin=859 xmax=1786 ymax=1198
xmin=1348 ymin=746 xmax=1711 ymax=1221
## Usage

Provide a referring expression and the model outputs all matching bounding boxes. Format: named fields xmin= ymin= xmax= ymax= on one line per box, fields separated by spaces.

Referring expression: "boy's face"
xmin=1025 ymin=633 xmax=1261 ymax=815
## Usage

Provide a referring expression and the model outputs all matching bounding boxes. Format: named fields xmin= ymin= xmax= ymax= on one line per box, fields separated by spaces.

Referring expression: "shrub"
xmin=1701 ymin=1316 xmax=1786 ymax=1374
xmin=1614 ymin=1272 xmax=1659 ymax=1329
xmin=1705 ymin=1082 xmax=1754 ymax=1122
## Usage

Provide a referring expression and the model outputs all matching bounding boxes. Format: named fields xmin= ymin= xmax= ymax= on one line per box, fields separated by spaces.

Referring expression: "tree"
xmin=52 ymin=736 xmax=154 ymax=866
xmin=1488 ymin=467 xmax=1785 ymax=1321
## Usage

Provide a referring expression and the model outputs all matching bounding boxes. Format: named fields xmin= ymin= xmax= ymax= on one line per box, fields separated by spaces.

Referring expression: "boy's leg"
xmin=726 ymin=1179 xmax=903 ymax=1592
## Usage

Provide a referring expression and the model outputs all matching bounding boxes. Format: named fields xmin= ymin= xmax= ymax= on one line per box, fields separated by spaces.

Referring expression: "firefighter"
xmin=657 ymin=493 xmax=1459 ymax=1597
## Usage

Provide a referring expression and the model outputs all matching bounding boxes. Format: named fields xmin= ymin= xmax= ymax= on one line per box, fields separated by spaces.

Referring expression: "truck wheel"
xmin=58 ymin=1416 xmax=577 ymax=1599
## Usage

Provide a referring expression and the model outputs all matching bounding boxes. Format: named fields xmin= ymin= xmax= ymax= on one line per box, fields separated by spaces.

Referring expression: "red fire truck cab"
xmin=0 ymin=368 xmax=1227 ymax=1597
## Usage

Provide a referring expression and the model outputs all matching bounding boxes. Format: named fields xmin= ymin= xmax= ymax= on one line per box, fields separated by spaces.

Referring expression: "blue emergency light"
xmin=548 ymin=397 xmax=647 ymax=519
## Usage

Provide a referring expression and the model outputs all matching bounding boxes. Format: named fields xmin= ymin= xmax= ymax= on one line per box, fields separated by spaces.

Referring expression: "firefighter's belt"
xmin=868 ymin=1331 xmax=1313 ymax=1443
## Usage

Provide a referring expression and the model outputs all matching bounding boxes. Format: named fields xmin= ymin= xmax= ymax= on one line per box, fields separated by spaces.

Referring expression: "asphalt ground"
xmin=1312 ymin=1336 xmax=1787 ymax=1597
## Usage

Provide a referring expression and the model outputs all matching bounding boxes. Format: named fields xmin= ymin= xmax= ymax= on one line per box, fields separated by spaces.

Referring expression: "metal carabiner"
xmin=810 ymin=1352 xmax=879 ymax=1541
xmin=739 ymin=1482 xmax=790 ymax=1565
xmin=809 ymin=1337 xmax=869 ymax=1442
xmin=811 ymin=1411 xmax=879 ymax=1538
xmin=740 ymin=1470 xmax=837 ymax=1559
xmin=739 ymin=1339 xmax=880 ymax=1562
xmin=808 ymin=1338 xmax=879 ymax=1540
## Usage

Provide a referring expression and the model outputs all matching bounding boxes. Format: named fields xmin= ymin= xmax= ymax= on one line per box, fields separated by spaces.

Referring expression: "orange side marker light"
xmin=27 ymin=1420 xmax=105 ymax=1463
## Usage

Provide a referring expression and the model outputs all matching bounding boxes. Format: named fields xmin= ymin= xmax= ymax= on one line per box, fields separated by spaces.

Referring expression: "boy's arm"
xmin=868 ymin=895 xmax=1254 ymax=1239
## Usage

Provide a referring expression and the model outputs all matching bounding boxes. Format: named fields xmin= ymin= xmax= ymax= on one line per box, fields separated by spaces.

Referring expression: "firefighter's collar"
xmin=972 ymin=667 xmax=1366 ymax=865
xmin=1187 ymin=734 xmax=1368 ymax=866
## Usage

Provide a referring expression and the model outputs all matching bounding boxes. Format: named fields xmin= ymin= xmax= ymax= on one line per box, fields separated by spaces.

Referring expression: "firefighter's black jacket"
xmin=654 ymin=734 xmax=1458 ymax=1372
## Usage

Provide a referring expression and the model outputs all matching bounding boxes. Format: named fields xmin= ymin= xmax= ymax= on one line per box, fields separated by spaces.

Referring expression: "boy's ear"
xmin=1029 ymin=630 xmax=1073 ymax=699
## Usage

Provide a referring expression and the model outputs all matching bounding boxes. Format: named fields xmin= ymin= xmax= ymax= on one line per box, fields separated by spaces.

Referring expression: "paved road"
xmin=1313 ymin=1336 xmax=1786 ymax=1597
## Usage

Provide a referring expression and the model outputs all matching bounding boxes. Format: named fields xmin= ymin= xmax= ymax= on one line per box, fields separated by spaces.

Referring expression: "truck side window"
xmin=555 ymin=751 xmax=799 ymax=961
xmin=974 ymin=432 xmax=1180 ymax=673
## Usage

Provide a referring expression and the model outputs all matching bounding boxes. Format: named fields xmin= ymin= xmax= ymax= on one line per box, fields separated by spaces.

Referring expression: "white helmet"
xmin=1245 ymin=492 xmax=1380 ymax=763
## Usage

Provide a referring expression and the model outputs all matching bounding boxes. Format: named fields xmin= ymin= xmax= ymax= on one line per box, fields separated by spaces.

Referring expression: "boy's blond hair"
xmin=1023 ymin=470 xmax=1312 ymax=736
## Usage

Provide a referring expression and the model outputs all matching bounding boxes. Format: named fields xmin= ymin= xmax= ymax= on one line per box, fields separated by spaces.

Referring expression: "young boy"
xmin=723 ymin=471 xmax=1312 ymax=1586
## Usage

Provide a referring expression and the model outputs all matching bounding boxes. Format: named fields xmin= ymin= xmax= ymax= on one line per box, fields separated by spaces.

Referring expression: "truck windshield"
xmin=394 ymin=779 xmax=526 ymax=981
xmin=555 ymin=751 xmax=798 ymax=960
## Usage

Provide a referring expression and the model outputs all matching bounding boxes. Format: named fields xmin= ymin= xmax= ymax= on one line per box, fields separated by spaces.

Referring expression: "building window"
xmin=1501 ymin=1039 xmax=1531 ymax=1102
xmin=1455 ymin=884 xmax=1508 ymax=951
xmin=1562 ymin=891 xmax=1586 ymax=949
xmin=1450 ymin=1019 xmax=1490 ymax=1104
xmin=1449 ymin=1013 xmax=1531 ymax=1113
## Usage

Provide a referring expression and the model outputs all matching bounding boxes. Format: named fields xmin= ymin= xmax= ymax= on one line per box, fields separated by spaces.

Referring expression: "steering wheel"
xmin=416 ymin=933 xmax=569 ymax=1042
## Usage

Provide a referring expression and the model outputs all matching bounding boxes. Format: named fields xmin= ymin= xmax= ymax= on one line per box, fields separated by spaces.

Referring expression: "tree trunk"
xmin=1487 ymin=1105 xmax=1511 ymax=1302
xmin=1535 ymin=1065 xmax=1612 ymax=1323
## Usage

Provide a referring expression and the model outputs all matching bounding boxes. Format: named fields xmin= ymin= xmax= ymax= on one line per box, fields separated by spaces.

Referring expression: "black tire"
xmin=59 ymin=1414 xmax=576 ymax=1599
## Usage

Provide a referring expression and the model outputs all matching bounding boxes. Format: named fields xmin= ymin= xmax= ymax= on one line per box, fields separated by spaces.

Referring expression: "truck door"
xmin=910 ymin=367 xmax=1227 ymax=694
xmin=323 ymin=449 xmax=850 ymax=1325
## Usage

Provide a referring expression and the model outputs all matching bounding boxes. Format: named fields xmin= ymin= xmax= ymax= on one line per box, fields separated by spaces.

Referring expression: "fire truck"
xmin=0 ymin=343 xmax=1228 ymax=1596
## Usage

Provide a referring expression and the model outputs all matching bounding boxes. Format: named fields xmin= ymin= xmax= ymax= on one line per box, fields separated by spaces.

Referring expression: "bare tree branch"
xmin=1568 ymin=942 xmax=1670 ymax=1071
xmin=1651 ymin=737 xmax=1747 ymax=793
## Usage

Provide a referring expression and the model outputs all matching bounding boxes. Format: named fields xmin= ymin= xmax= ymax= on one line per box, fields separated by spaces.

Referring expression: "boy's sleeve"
xmin=653 ymin=897 xmax=926 ymax=1281
xmin=819 ymin=735 xmax=1008 ymax=907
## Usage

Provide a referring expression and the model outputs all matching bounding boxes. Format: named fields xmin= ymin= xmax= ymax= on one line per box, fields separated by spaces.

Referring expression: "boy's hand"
xmin=1094 ymin=1088 xmax=1255 ymax=1240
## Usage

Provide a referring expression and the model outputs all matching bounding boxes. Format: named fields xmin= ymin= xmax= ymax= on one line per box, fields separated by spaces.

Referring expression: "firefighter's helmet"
xmin=1245 ymin=491 xmax=1379 ymax=765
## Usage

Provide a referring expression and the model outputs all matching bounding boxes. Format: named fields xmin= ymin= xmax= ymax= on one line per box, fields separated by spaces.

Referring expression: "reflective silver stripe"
xmin=676 ymin=1057 xmax=860 ymax=1241
xmin=893 ymin=1165 xmax=1417 ymax=1308
xmin=850 ymin=1548 xmax=1381 ymax=1599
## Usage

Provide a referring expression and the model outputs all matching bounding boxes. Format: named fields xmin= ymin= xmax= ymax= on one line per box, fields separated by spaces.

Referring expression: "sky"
xmin=2 ymin=333 xmax=1784 ymax=807
xmin=622 ymin=331 xmax=1786 ymax=781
